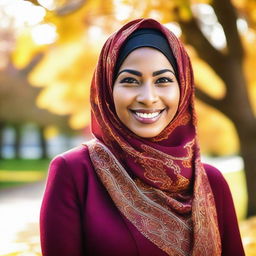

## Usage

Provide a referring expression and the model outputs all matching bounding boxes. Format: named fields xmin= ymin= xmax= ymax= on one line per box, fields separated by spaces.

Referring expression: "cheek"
xmin=162 ymin=86 xmax=180 ymax=107
xmin=113 ymin=88 xmax=131 ymax=116
xmin=113 ymin=90 xmax=122 ymax=114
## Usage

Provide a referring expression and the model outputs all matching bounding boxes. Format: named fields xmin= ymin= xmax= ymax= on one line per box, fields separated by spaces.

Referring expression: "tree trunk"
xmin=13 ymin=124 xmax=22 ymax=159
xmin=210 ymin=57 xmax=256 ymax=218
xmin=234 ymin=120 xmax=256 ymax=217
xmin=174 ymin=0 xmax=256 ymax=217
xmin=220 ymin=60 xmax=256 ymax=217
xmin=39 ymin=126 xmax=48 ymax=159
xmin=194 ymin=50 xmax=256 ymax=217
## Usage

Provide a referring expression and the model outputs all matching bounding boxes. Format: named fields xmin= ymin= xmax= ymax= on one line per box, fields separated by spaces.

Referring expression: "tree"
xmin=0 ymin=1 xmax=73 ymax=159
xmin=174 ymin=0 xmax=256 ymax=217
xmin=0 ymin=56 xmax=71 ymax=158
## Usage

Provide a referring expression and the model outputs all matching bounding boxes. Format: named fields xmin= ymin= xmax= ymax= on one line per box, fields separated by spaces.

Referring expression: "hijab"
xmin=85 ymin=18 xmax=221 ymax=256
xmin=114 ymin=28 xmax=178 ymax=78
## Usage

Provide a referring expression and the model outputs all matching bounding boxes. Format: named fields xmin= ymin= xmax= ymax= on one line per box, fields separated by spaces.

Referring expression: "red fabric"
xmin=89 ymin=18 xmax=222 ymax=255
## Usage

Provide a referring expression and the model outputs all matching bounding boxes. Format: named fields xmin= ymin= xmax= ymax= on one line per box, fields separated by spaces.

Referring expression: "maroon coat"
xmin=40 ymin=145 xmax=245 ymax=256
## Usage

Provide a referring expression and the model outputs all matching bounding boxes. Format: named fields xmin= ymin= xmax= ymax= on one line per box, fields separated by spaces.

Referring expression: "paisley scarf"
xmin=84 ymin=18 xmax=221 ymax=256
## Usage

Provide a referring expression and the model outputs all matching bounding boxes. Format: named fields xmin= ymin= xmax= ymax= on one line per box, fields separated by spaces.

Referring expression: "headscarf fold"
xmin=84 ymin=18 xmax=221 ymax=256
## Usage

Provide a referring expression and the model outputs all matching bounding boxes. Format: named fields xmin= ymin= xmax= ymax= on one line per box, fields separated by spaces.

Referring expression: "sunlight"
xmin=113 ymin=0 xmax=133 ymax=21
xmin=192 ymin=4 xmax=227 ymax=50
xmin=246 ymin=29 xmax=256 ymax=43
xmin=0 ymin=171 xmax=45 ymax=182
xmin=37 ymin=0 xmax=57 ymax=11
xmin=237 ymin=18 xmax=248 ymax=34
xmin=31 ymin=24 xmax=58 ymax=45
xmin=86 ymin=25 xmax=108 ymax=46
xmin=2 ymin=0 xmax=46 ymax=28
xmin=148 ymin=10 xmax=162 ymax=21
xmin=209 ymin=23 xmax=227 ymax=49
xmin=164 ymin=22 xmax=182 ymax=38
xmin=0 ymin=200 xmax=41 ymax=255
xmin=202 ymin=155 xmax=244 ymax=173
xmin=44 ymin=126 xmax=59 ymax=139
xmin=87 ymin=26 xmax=103 ymax=39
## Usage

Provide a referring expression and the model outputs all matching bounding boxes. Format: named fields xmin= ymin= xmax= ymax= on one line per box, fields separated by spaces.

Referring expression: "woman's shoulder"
xmin=42 ymin=144 xmax=93 ymax=216
xmin=48 ymin=143 xmax=93 ymax=177
xmin=203 ymin=163 xmax=224 ymax=179
xmin=202 ymin=163 xmax=230 ymax=193
xmin=51 ymin=143 xmax=90 ymax=163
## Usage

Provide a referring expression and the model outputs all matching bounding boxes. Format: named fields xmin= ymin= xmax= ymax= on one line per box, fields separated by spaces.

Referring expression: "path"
xmin=0 ymin=181 xmax=46 ymax=256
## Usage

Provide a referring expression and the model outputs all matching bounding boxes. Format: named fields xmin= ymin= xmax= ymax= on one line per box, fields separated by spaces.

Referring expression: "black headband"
xmin=114 ymin=28 xmax=178 ymax=80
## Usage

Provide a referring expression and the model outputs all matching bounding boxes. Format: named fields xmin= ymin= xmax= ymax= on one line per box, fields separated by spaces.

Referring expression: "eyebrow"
xmin=152 ymin=69 xmax=175 ymax=76
xmin=117 ymin=69 xmax=175 ymax=78
xmin=117 ymin=69 xmax=142 ymax=77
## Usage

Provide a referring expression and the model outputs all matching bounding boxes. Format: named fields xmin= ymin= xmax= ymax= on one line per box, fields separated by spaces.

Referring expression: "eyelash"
xmin=120 ymin=77 xmax=173 ymax=85
xmin=156 ymin=77 xmax=173 ymax=83
xmin=120 ymin=77 xmax=138 ymax=84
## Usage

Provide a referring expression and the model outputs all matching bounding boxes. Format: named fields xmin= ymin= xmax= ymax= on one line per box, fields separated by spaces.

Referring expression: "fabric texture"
xmin=114 ymin=28 xmax=178 ymax=79
xmin=88 ymin=18 xmax=221 ymax=256
xmin=40 ymin=146 xmax=245 ymax=256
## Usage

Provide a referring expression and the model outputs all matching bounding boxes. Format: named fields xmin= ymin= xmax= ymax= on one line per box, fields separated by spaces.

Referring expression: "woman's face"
xmin=113 ymin=47 xmax=180 ymax=138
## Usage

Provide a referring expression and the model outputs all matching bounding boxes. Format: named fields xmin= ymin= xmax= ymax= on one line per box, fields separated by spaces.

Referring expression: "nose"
xmin=136 ymin=82 xmax=158 ymax=106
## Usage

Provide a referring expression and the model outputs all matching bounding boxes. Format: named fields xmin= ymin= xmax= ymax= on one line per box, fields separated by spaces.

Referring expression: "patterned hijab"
xmin=85 ymin=18 xmax=221 ymax=256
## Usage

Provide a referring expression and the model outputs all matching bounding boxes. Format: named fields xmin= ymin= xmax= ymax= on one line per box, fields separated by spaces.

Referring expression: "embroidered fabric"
xmin=87 ymin=139 xmax=192 ymax=256
xmin=86 ymin=139 xmax=221 ymax=256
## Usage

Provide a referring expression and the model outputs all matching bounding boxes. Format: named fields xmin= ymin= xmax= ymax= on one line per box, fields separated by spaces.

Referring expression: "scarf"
xmin=84 ymin=18 xmax=221 ymax=256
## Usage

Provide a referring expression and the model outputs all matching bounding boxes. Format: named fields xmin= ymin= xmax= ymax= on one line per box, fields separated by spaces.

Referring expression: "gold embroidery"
xmin=191 ymin=159 xmax=222 ymax=255
xmin=182 ymin=140 xmax=194 ymax=168
xmin=136 ymin=140 xmax=194 ymax=191
xmin=141 ymin=139 xmax=194 ymax=167
xmin=135 ymin=179 xmax=192 ymax=216
xmin=87 ymin=139 xmax=192 ymax=256
xmin=85 ymin=139 xmax=222 ymax=256
xmin=139 ymin=157 xmax=189 ymax=192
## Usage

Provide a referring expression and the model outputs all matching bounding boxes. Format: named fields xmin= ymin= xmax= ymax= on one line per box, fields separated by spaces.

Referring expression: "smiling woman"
xmin=40 ymin=18 xmax=245 ymax=256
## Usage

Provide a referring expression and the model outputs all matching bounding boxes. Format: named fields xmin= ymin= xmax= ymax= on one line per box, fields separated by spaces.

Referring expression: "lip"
xmin=130 ymin=109 xmax=165 ymax=114
xmin=129 ymin=108 xmax=166 ymax=124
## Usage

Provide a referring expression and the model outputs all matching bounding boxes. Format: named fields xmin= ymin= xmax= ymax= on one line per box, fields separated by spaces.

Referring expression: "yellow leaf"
xmin=12 ymin=28 xmax=46 ymax=69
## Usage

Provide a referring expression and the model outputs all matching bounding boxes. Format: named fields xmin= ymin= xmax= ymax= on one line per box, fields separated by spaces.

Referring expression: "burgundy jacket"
xmin=40 ymin=145 xmax=245 ymax=256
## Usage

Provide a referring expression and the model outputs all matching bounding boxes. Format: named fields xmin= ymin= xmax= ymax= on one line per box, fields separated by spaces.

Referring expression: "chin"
xmin=132 ymin=129 xmax=163 ymax=138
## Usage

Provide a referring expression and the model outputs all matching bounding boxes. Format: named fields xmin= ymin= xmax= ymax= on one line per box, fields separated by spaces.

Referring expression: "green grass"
xmin=0 ymin=181 xmax=32 ymax=189
xmin=0 ymin=159 xmax=51 ymax=189
xmin=0 ymin=158 xmax=50 ymax=171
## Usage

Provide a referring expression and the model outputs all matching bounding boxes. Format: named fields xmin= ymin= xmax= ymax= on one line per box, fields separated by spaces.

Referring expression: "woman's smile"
xmin=113 ymin=47 xmax=180 ymax=138
xmin=129 ymin=108 xmax=166 ymax=124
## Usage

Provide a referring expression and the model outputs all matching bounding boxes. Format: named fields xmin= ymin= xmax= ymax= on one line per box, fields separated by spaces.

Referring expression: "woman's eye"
xmin=156 ymin=77 xmax=173 ymax=84
xmin=120 ymin=77 xmax=138 ymax=84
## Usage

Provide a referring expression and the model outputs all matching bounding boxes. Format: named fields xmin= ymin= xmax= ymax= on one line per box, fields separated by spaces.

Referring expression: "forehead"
xmin=119 ymin=47 xmax=173 ymax=70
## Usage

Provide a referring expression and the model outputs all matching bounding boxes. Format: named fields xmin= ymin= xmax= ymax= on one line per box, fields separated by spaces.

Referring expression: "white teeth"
xmin=135 ymin=111 xmax=161 ymax=118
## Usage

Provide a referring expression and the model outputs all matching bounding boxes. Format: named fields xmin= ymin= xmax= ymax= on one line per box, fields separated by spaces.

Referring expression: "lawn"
xmin=0 ymin=159 xmax=50 ymax=189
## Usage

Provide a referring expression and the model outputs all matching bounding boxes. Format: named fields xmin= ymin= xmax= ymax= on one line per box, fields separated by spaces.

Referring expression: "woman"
xmin=40 ymin=18 xmax=245 ymax=256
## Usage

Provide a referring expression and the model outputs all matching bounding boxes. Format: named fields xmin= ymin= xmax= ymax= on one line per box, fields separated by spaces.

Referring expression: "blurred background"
xmin=0 ymin=0 xmax=255 ymax=255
